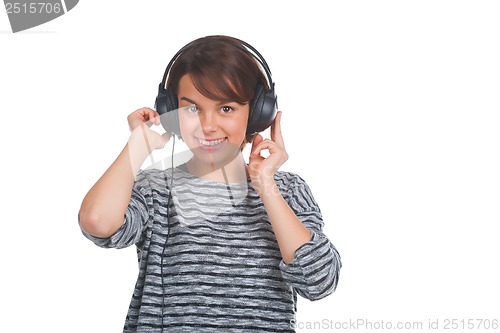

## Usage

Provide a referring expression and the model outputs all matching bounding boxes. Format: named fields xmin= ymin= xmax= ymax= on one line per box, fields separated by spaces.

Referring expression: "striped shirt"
xmin=80 ymin=164 xmax=341 ymax=332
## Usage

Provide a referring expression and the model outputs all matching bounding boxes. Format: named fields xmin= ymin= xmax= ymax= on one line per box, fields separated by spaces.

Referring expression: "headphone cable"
xmin=160 ymin=135 xmax=175 ymax=332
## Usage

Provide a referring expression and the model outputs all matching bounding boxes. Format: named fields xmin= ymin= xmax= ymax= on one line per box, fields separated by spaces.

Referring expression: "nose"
xmin=200 ymin=111 xmax=218 ymax=134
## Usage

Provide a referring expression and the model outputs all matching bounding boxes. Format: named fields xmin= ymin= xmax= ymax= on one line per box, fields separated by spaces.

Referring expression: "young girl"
xmin=79 ymin=35 xmax=341 ymax=333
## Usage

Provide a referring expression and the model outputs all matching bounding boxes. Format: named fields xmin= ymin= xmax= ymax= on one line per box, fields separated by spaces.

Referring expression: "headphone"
xmin=154 ymin=36 xmax=278 ymax=137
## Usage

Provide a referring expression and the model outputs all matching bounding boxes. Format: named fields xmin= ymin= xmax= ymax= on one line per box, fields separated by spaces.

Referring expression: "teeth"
xmin=199 ymin=138 xmax=225 ymax=146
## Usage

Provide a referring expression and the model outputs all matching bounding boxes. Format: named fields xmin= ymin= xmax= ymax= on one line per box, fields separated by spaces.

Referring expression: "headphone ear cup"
xmin=155 ymin=86 xmax=169 ymax=117
xmin=165 ymin=87 xmax=178 ymax=112
xmin=247 ymin=84 xmax=264 ymax=135
xmin=247 ymin=83 xmax=278 ymax=135
xmin=155 ymin=85 xmax=181 ymax=136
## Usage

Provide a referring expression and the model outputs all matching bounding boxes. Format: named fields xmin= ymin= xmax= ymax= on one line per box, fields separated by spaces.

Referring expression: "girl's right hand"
xmin=127 ymin=107 xmax=171 ymax=151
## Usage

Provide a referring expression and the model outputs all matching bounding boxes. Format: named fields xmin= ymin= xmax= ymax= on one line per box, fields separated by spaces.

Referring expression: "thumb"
xmin=251 ymin=134 xmax=263 ymax=156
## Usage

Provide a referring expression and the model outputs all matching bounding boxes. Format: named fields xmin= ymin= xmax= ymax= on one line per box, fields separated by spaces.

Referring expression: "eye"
xmin=184 ymin=105 xmax=199 ymax=113
xmin=220 ymin=106 xmax=234 ymax=113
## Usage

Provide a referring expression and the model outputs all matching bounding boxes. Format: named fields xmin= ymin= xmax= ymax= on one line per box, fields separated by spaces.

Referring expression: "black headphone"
xmin=154 ymin=35 xmax=278 ymax=137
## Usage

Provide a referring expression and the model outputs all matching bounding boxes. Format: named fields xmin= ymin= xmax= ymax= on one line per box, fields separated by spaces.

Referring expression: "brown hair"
xmin=166 ymin=35 xmax=269 ymax=144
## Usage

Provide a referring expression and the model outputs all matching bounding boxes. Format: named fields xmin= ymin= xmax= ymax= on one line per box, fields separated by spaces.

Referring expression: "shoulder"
xmin=274 ymin=170 xmax=321 ymax=213
xmin=134 ymin=168 xmax=172 ymax=193
xmin=137 ymin=167 xmax=169 ymax=179
xmin=274 ymin=170 xmax=309 ymax=192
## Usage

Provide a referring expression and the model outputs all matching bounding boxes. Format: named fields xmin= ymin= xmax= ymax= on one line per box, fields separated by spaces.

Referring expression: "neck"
xmin=186 ymin=152 xmax=248 ymax=183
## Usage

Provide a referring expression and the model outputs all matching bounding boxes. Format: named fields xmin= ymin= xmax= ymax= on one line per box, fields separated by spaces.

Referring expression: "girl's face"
xmin=177 ymin=74 xmax=250 ymax=167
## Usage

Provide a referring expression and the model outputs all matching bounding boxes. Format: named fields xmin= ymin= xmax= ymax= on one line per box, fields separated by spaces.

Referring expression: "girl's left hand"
xmin=249 ymin=111 xmax=288 ymax=195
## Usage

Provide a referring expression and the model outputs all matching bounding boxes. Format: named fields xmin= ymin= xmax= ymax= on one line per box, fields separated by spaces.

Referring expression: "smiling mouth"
xmin=196 ymin=137 xmax=227 ymax=149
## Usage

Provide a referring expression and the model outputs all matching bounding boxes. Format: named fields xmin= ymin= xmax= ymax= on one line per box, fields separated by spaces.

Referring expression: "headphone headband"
xmin=159 ymin=36 xmax=274 ymax=93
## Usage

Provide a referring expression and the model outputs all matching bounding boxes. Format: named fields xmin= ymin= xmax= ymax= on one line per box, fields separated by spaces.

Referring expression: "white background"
xmin=1 ymin=1 xmax=499 ymax=332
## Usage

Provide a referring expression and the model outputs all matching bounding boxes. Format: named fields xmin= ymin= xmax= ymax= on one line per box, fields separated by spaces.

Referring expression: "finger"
xmin=145 ymin=109 xmax=160 ymax=127
xmin=136 ymin=109 xmax=147 ymax=124
xmin=139 ymin=107 xmax=151 ymax=118
xmin=251 ymin=134 xmax=264 ymax=155
xmin=271 ymin=111 xmax=285 ymax=147
xmin=147 ymin=109 xmax=156 ymax=121
xmin=129 ymin=108 xmax=153 ymax=130
xmin=154 ymin=112 xmax=161 ymax=126
xmin=252 ymin=139 xmax=279 ymax=156
xmin=145 ymin=108 xmax=160 ymax=126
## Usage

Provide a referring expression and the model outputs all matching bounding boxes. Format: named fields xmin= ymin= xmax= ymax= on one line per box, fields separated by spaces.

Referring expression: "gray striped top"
xmin=80 ymin=164 xmax=341 ymax=332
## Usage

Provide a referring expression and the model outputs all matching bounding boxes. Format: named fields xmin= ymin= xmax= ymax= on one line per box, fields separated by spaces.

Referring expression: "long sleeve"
xmin=278 ymin=173 xmax=342 ymax=301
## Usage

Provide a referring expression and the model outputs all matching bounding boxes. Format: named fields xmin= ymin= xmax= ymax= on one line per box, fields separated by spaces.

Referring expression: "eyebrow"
xmin=180 ymin=97 xmax=197 ymax=105
xmin=180 ymin=96 xmax=242 ymax=107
